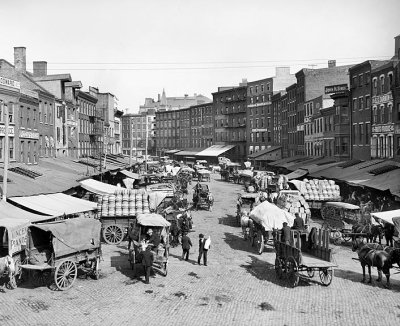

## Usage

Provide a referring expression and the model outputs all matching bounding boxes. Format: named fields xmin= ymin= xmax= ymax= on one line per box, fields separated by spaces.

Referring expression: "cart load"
xmin=290 ymin=178 xmax=341 ymax=201
xmin=250 ymin=201 xmax=295 ymax=231
xmin=276 ymin=191 xmax=311 ymax=225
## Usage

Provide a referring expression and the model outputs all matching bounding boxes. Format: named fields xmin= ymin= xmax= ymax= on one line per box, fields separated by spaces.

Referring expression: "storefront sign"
xmin=248 ymin=101 xmax=272 ymax=108
xmin=297 ymin=124 xmax=304 ymax=131
xmin=372 ymin=93 xmax=393 ymax=105
xmin=372 ymin=124 xmax=394 ymax=133
xmin=251 ymin=128 xmax=268 ymax=132
xmin=0 ymin=125 xmax=15 ymax=136
xmin=9 ymin=225 xmax=28 ymax=255
xmin=395 ymin=125 xmax=400 ymax=135
xmin=20 ymin=88 xmax=39 ymax=99
xmin=324 ymin=84 xmax=348 ymax=94
xmin=0 ymin=76 xmax=20 ymax=89
xmin=19 ymin=130 xmax=39 ymax=139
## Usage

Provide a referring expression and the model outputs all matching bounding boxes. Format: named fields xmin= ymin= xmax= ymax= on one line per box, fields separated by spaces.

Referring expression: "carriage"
xmin=274 ymin=228 xmax=337 ymax=287
xmin=321 ymin=202 xmax=364 ymax=244
xmin=128 ymin=213 xmax=170 ymax=276
xmin=236 ymin=192 xmax=258 ymax=227
xmin=0 ymin=218 xmax=30 ymax=289
xmin=220 ymin=163 xmax=241 ymax=182
xmin=192 ymin=183 xmax=214 ymax=211
xmin=197 ymin=169 xmax=211 ymax=182
xmin=20 ymin=218 xmax=102 ymax=291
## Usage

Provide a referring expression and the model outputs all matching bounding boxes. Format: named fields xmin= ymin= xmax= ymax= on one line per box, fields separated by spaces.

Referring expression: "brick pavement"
xmin=1 ymin=174 xmax=400 ymax=325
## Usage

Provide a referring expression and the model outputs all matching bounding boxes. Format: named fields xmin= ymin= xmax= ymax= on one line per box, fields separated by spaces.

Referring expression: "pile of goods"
xmin=276 ymin=193 xmax=311 ymax=223
xmin=98 ymin=189 xmax=150 ymax=217
xmin=302 ymin=179 xmax=340 ymax=201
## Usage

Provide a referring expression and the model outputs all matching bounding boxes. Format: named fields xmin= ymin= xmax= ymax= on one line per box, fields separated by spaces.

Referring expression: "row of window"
xmin=249 ymin=83 xmax=270 ymax=95
xmin=352 ymin=95 xmax=371 ymax=111
xmin=372 ymin=103 xmax=394 ymax=124
xmin=249 ymin=94 xmax=272 ymax=104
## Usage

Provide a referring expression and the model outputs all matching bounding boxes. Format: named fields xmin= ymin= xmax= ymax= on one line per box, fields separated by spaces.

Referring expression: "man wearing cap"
xmin=197 ymin=233 xmax=208 ymax=266
xmin=292 ymin=213 xmax=305 ymax=230
xmin=146 ymin=228 xmax=161 ymax=248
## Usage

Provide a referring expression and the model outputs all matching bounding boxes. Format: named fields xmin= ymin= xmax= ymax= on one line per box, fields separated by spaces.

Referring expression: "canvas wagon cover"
xmin=249 ymin=201 xmax=295 ymax=231
xmin=137 ymin=213 xmax=171 ymax=227
xmin=0 ymin=217 xmax=30 ymax=256
xmin=30 ymin=218 xmax=101 ymax=258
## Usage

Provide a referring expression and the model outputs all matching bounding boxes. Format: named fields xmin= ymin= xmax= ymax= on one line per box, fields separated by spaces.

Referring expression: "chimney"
xmin=157 ymin=94 xmax=160 ymax=102
xmin=239 ymin=78 xmax=248 ymax=87
xmin=395 ymin=35 xmax=400 ymax=59
xmin=14 ymin=47 xmax=26 ymax=73
xmin=33 ymin=61 xmax=47 ymax=77
xmin=275 ymin=67 xmax=290 ymax=76
xmin=328 ymin=60 xmax=336 ymax=68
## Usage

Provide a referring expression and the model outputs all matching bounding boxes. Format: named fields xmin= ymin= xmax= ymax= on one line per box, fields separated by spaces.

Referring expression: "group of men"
xmin=281 ymin=213 xmax=305 ymax=244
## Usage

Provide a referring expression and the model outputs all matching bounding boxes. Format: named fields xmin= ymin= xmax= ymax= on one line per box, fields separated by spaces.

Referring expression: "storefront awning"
xmin=174 ymin=151 xmax=200 ymax=156
xmin=119 ymin=170 xmax=140 ymax=180
xmin=8 ymin=193 xmax=97 ymax=217
xmin=195 ymin=145 xmax=235 ymax=157
xmin=285 ymin=168 xmax=308 ymax=180
xmin=0 ymin=201 xmax=53 ymax=222
xmin=248 ymin=146 xmax=281 ymax=159
xmin=79 ymin=179 xmax=120 ymax=195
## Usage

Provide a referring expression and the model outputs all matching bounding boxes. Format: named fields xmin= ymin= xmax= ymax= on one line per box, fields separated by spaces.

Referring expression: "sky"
xmin=1 ymin=0 xmax=399 ymax=113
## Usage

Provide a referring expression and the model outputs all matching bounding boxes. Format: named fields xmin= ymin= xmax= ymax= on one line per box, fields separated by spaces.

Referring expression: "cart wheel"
xmin=319 ymin=267 xmax=333 ymax=286
xmin=333 ymin=231 xmax=342 ymax=245
xmin=306 ymin=268 xmax=315 ymax=278
xmin=102 ymin=225 xmax=124 ymax=245
xmin=93 ymin=257 xmax=100 ymax=280
xmin=163 ymin=262 xmax=168 ymax=277
xmin=342 ymin=232 xmax=352 ymax=242
xmin=275 ymin=257 xmax=283 ymax=279
xmin=256 ymin=232 xmax=264 ymax=255
xmin=320 ymin=206 xmax=328 ymax=219
xmin=54 ymin=260 xmax=77 ymax=291
xmin=286 ymin=256 xmax=299 ymax=287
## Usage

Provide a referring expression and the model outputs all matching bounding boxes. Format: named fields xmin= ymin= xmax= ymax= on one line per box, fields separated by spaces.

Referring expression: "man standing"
xmin=181 ymin=232 xmax=192 ymax=261
xmin=197 ymin=234 xmax=208 ymax=266
xmin=292 ymin=213 xmax=305 ymax=230
xmin=141 ymin=246 xmax=154 ymax=284
xmin=281 ymin=222 xmax=291 ymax=245
xmin=384 ymin=222 xmax=395 ymax=247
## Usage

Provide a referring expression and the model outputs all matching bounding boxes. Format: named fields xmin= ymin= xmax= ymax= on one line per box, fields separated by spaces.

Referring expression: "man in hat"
xmin=141 ymin=245 xmax=154 ymax=284
xmin=292 ymin=213 xmax=305 ymax=230
xmin=146 ymin=228 xmax=161 ymax=248
xmin=197 ymin=233 xmax=208 ymax=266
xmin=181 ymin=232 xmax=192 ymax=261
xmin=281 ymin=222 xmax=291 ymax=245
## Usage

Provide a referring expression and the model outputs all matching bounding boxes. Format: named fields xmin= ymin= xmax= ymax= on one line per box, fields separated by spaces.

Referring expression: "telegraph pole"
xmin=2 ymin=102 xmax=10 ymax=201
xmin=129 ymin=118 xmax=132 ymax=167
xmin=145 ymin=115 xmax=148 ymax=173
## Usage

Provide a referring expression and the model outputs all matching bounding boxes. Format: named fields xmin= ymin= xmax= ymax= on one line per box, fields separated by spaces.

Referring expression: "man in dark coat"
xmin=281 ymin=222 xmax=291 ymax=244
xmin=141 ymin=246 xmax=154 ymax=284
xmin=383 ymin=222 xmax=395 ymax=247
xmin=197 ymin=233 xmax=208 ymax=266
xmin=181 ymin=232 xmax=192 ymax=261
xmin=292 ymin=213 xmax=305 ymax=230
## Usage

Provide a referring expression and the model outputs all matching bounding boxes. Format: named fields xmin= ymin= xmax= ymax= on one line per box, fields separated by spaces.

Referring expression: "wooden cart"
xmin=274 ymin=229 xmax=337 ymax=287
xmin=20 ymin=218 xmax=102 ymax=291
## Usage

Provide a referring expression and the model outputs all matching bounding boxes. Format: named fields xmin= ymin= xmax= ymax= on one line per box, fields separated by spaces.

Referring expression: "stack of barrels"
xmin=98 ymin=189 xmax=150 ymax=217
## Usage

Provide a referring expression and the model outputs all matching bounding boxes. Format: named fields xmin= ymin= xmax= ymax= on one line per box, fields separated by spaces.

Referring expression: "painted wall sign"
xmin=324 ymin=84 xmax=348 ymax=94
xmin=0 ymin=76 xmax=20 ymax=89
xmin=0 ymin=125 xmax=15 ymax=136
xmin=372 ymin=124 xmax=394 ymax=133
xmin=19 ymin=130 xmax=39 ymax=139
xmin=372 ymin=93 xmax=393 ymax=105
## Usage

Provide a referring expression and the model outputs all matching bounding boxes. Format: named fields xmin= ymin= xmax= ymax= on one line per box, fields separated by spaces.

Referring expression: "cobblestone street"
xmin=1 ymin=175 xmax=400 ymax=326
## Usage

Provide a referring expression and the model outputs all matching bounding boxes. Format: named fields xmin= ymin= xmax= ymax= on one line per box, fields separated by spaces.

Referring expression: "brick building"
xmin=393 ymin=35 xmax=400 ymax=159
xmin=286 ymin=83 xmax=297 ymax=157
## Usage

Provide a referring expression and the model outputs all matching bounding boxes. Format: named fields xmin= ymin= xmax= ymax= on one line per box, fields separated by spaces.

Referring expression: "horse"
xmin=0 ymin=255 xmax=16 ymax=291
xmin=368 ymin=224 xmax=384 ymax=244
xmin=352 ymin=239 xmax=400 ymax=288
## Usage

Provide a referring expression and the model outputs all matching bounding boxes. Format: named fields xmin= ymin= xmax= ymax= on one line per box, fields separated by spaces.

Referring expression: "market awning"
xmin=371 ymin=209 xmax=400 ymax=225
xmin=174 ymin=151 xmax=200 ymax=156
xmin=268 ymin=155 xmax=308 ymax=167
xmin=8 ymin=193 xmax=98 ymax=216
xmin=165 ymin=149 xmax=181 ymax=154
xmin=285 ymin=168 xmax=308 ymax=180
xmin=119 ymin=170 xmax=140 ymax=180
xmin=195 ymin=145 xmax=235 ymax=157
xmin=248 ymin=146 xmax=281 ymax=159
xmin=79 ymin=179 xmax=120 ymax=195
xmin=0 ymin=201 xmax=53 ymax=222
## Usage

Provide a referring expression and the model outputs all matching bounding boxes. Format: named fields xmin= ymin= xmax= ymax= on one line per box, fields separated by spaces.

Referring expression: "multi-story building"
xmin=320 ymin=103 xmax=335 ymax=158
xmin=155 ymin=110 xmax=180 ymax=152
xmin=286 ymin=83 xmax=297 ymax=157
xmin=280 ymin=92 xmax=288 ymax=157
xmin=77 ymin=90 xmax=97 ymax=157
xmin=190 ymin=102 xmax=213 ymax=150
xmin=370 ymin=61 xmax=395 ymax=159
xmin=295 ymin=62 xmax=353 ymax=157
xmin=393 ymin=35 xmax=400 ymax=159
xmin=349 ymin=60 xmax=387 ymax=160
xmin=272 ymin=91 xmax=283 ymax=147
xmin=212 ymin=82 xmax=247 ymax=162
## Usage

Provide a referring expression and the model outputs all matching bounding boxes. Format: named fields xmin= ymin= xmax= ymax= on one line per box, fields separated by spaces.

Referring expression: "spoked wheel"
xmin=93 ymin=257 xmax=100 ymax=280
xmin=286 ymin=256 xmax=299 ymax=287
xmin=320 ymin=206 xmax=328 ymax=219
xmin=54 ymin=260 xmax=77 ymax=291
xmin=256 ymin=232 xmax=264 ymax=255
xmin=306 ymin=268 xmax=315 ymax=278
xmin=275 ymin=257 xmax=283 ymax=279
xmin=333 ymin=231 xmax=342 ymax=245
xmin=319 ymin=267 xmax=333 ymax=286
xmin=102 ymin=225 xmax=124 ymax=245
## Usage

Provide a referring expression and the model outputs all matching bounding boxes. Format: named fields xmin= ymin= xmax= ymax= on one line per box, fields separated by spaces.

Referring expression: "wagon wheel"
xmin=319 ymin=267 xmax=333 ymax=286
xmin=325 ymin=207 xmax=336 ymax=220
xmin=255 ymin=232 xmax=264 ymax=255
xmin=54 ymin=260 xmax=77 ymax=291
xmin=102 ymin=225 xmax=124 ymax=245
xmin=306 ymin=268 xmax=315 ymax=278
xmin=275 ymin=257 xmax=283 ymax=279
xmin=320 ymin=206 xmax=328 ymax=219
xmin=93 ymin=257 xmax=100 ymax=280
xmin=333 ymin=231 xmax=342 ymax=245
xmin=286 ymin=256 xmax=299 ymax=287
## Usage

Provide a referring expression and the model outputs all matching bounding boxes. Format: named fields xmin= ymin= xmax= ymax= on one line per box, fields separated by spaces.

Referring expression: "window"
xmin=359 ymin=123 xmax=364 ymax=143
xmin=352 ymin=76 xmax=357 ymax=87
xmin=388 ymin=104 xmax=393 ymax=123
xmin=373 ymin=78 xmax=378 ymax=96
xmin=0 ymin=137 xmax=2 ymax=160
xmin=352 ymin=98 xmax=357 ymax=111
xmin=358 ymin=97 xmax=363 ymax=110
xmin=352 ymin=124 xmax=357 ymax=144
xmin=365 ymin=95 xmax=370 ymax=109
xmin=261 ymin=84 xmax=264 ymax=92
xmin=8 ymin=105 xmax=14 ymax=123
xmin=20 ymin=141 xmax=24 ymax=163
xmin=266 ymin=83 xmax=270 ymax=91
xmin=365 ymin=123 xmax=370 ymax=144
xmin=380 ymin=105 xmax=384 ymax=124
xmin=20 ymin=106 xmax=23 ymax=126
xmin=373 ymin=107 xmax=378 ymax=124
xmin=365 ymin=72 xmax=370 ymax=85
xmin=249 ymin=87 xmax=253 ymax=94
xmin=255 ymin=85 xmax=258 ymax=93
xmin=358 ymin=74 xmax=363 ymax=87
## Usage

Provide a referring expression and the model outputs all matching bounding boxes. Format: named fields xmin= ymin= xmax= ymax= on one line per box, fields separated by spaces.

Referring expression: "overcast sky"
xmin=1 ymin=0 xmax=399 ymax=113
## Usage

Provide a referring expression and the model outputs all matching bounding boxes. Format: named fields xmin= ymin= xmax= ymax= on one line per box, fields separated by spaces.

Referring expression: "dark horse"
xmin=352 ymin=239 xmax=400 ymax=288
xmin=352 ymin=223 xmax=383 ymax=244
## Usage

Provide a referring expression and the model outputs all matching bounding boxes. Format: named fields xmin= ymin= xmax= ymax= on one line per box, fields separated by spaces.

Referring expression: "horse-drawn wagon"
xmin=274 ymin=228 xmax=337 ymax=287
xmin=236 ymin=192 xmax=259 ymax=227
xmin=128 ymin=213 xmax=170 ymax=276
xmin=192 ymin=183 xmax=214 ymax=211
xmin=197 ymin=169 xmax=211 ymax=182
xmin=20 ymin=217 xmax=102 ymax=291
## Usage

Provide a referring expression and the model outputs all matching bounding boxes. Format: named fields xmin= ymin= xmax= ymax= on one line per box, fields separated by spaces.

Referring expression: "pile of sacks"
xmin=98 ymin=189 xmax=150 ymax=217
xmin=291 ymin=178 xmax=341 ymax=201
xmin=276 ymin=193 xmax=311 ymax=223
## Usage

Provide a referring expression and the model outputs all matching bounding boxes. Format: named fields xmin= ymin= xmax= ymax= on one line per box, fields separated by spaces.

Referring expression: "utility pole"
xmin=145 ymin=115 xmax=148 ymax=173
xmin=2 ymin=102 xmax=10 ymax=201
xmin=129 ymin=117 xmax=132 ymax=167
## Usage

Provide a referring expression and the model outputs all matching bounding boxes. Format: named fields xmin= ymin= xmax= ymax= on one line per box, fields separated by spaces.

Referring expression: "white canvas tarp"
xmin=79 ymin=179 xmax=120 ymax=195
xmin=9 ymin=193 xmax=97 ymax=216
xmin=249 ymin=201 xmax=295 ymax=231
xmin=371 ymin=209 xmax=400 ymax=225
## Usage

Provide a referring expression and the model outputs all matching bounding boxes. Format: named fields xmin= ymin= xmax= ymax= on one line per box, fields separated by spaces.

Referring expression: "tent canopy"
xmin=195 ymin=145 xmax=235 ymax=157
xmin=0 ymin=200 xmax=53 ymax=222
xmin=0 ymin=217 xmax=30 ymax=256
xmin=9 ymin=193 xmax=97 ymax=216
xmin=285 ymin=168 xmax=308 ymax=180
xmin=371 ymin=209 xmax=400 ymax=225
xmin=136 ymin=213 xmax=171 ymax=227
xmin=79 ymin=179 xmax=120 ymax=195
